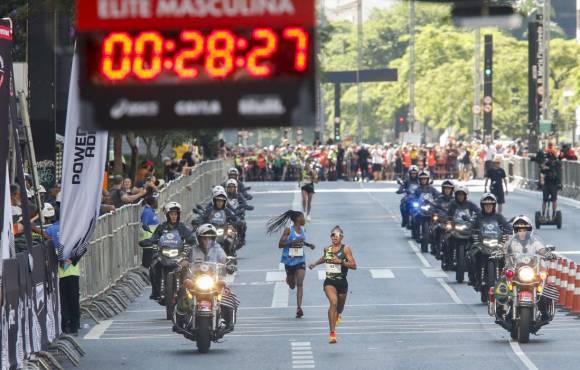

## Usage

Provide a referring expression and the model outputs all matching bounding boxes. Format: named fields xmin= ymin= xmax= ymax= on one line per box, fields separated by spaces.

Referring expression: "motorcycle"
xmin=470 ymin=220 xmax=506 ymax=303
xmin=430 ymin=208 xmax=449 ymax=259
xmin=413 ymin=193 xmax=435 ymax=252
xmin=171 ymin=260 xmax=237 ymax=353
xmin=489 ymin=244 xmax=557 ymax=343
xmin=448 ymin=211 xmax=474 ymax=283
xmin=396 ymin=179 xmax=419 ymax=231
xmin=139 ymin=229 xmax=189 ymax=320
xmin=192 ymin=207 xmax=240 ymax=259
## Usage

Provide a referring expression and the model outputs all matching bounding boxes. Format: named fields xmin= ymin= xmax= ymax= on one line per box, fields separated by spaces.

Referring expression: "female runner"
xmin=309 ymin=226 xmax=357 ymax=343
xmin=267 ymin=210 xmax=315 ymax=318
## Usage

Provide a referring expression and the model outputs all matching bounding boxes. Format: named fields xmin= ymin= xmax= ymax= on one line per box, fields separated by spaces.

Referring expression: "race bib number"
xmin=289 ymin=248 xmax=303 ymax=257
xmin=325 ymin=263 xmax=341 ymax=274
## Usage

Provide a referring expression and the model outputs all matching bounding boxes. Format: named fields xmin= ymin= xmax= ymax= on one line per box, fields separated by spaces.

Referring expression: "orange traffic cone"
xmin=571 ymin=266 xmax=580 ymax=315
xmin=559 ymin=259 xmax=568 ymax=307
xmin=565 ymin=261 xmax=576 ymax=310
xmin=547 ymin=259 xmax=557 ymax=285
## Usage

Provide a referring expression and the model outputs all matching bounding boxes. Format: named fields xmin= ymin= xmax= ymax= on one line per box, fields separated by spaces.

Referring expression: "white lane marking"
xmin=557 ymin=251 xmax=580 ymax=255
xmin=254 ymin=189 xmax=399 ymax=194
xmin=279 ymin=263 xmax=285 ymax=270
xmin=436 ymin=278 xmax=463 ymax=305
xmin=266 ymin=271 xmax=286 ymax=282
xmin=408 ymin=241 xmax=431 ymax=268
xmin=84 ymin=320 xmax=113 ymax=340
xmin=292 ymin=187 xmax=302 ymax=212
xmin=291 ymin=341 xmax=314 ymax=369
xmin=241 ymin=302 xmax=459 ymax=310
xmin=224 ymin=272 xmax=236 ymax=284
xmin=422 ymin=269 xmax=448 ymax=278
xmin=271 ymin=282 xmax=289 ymax=308
xmin=318 ymin=270 xmax=326 ymax=280
xmin=370 ymin=269 xmax=395 ymax=279
xmin=509 ymin=341 xmax=539 ymax=370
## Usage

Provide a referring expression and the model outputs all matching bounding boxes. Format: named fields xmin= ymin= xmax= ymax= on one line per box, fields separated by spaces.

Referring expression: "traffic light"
xmin=397 ymin=112 xmax=409 ymax=133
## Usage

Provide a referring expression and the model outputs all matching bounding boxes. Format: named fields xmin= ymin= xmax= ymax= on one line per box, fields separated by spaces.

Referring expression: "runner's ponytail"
xmin=266 ymin=210 xmax=303 ymax=235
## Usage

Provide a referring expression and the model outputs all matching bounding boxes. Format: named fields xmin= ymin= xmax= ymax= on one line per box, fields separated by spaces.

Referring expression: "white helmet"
xmin=512 ymin=215 xmax=533 ymax=234
xmin=163 ymin=201 xmax=182 ymax=215
xmin=454 ymin=185 xmax=469 ymax=196
xmin=212 ymin=186 xmax=227 ymax=200
xmin=36 ymin=185 xmax=47 ymax=194
xmin=228 ymin=167 xmax=239 ymax=177
xmin=225 ymin=179 xmax=238 ymax=188
xmin=41 ymin=203 xmax=55 ymax=218
xmin=196 ymin=223 xmax=218 ymax=243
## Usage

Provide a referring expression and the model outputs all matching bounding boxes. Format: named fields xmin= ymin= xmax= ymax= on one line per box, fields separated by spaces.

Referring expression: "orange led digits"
xmin=246 ymin=28 xmax=277 ymax=77
xmin=133 ymin=31 xmax=163 ymax=80
xmin=283 ymin=27 xmax=309 ymax=72
xmin=101 ymin=32 xmax=133 ymax=81
xmin=205 ymin=30 xmax=235 ymax=78
xmin=174 ymin=30 xmax=204 ymax=79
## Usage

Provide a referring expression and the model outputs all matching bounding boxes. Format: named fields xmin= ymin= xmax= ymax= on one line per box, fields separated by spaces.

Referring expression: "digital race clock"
xmin=76 ymin=0 xmax=316 ymax=131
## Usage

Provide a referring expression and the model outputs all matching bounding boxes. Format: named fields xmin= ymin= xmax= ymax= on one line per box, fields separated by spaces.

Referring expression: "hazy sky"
xmin=324 ymin=0 xmax=394 ymax=19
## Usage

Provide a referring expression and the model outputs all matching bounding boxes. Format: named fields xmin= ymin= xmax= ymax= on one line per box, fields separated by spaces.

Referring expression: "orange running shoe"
xmin=336 ymin=314 xmax=342 ymax=326
xmin=329 ymin=331 xmax=337 ymax=344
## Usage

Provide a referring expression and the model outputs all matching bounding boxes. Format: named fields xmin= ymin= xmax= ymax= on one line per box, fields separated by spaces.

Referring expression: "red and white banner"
xmin=76 ymin=0 xmax=315 ymax=31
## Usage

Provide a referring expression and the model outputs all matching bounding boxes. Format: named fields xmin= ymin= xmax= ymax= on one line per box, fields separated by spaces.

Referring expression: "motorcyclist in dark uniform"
xmin=194 ymin=186 xmax=241 ymax=229
xmin=225 ymin=179 xmax=253 ymax=246
xmin=413 ymin=170 xmax=440 ymax=199
xmin=397 ymin=165 xmax=420 ymax=227
xmin=222 ymin=167 xmax=253 ymax=201
xmin=142 ymin=202 xmax=195 ymax=300
xmin=431 ymin=180 xmax=455 ymax=257
xmin=468 ymin=193 xmax=510 ymax=285
xmin=447 ymin=185 xmax=480 ymax=219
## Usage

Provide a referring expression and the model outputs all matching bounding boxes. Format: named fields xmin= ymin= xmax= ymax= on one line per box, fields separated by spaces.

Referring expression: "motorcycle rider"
xmin=175 ymin=224 xmax=238 ymax=332
xmin=225 ymin=179 xmax=253 ymax=245
xmin=143 ymin=202 xmax=195 ymax=300
xmin=468 ymin=194 xmax=510 ymax=285
xmin=414 ymin=170 xmax=440 ymax=199
xmin=223 ymin=167 xmax=253 ymax=201
xmin=195 ymin=186 xmax=241 ymax=229
xmin=431 ymin=180 xmax=455 ymax=257
xmin=397 ymin=165 xmax=420 ymax=227
xmin=447 ymin=185 xmax=480 ymax=219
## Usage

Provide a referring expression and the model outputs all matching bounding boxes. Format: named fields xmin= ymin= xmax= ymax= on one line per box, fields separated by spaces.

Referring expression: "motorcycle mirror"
xmin=547 ymin=245 xmax=556 ymax=251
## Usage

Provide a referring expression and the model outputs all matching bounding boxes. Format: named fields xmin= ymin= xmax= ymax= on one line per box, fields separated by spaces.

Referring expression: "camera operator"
xmin=540 ymin=152 xmax=562 ymax=221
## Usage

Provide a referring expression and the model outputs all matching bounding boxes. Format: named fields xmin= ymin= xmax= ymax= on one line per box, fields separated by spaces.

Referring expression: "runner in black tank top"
xmin=309 ymin=226 xmax=357 ymax=344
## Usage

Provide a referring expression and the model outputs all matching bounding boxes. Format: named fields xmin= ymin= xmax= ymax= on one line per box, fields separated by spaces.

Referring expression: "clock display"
xmin=86 ymin=26 xmax=311 ymax=84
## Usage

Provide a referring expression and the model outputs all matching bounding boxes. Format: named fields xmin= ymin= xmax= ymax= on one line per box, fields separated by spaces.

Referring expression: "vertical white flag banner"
xmin=1 ymin=167 xmax=15 ymax=265
xmin=58 ymin=51 xmax=108 ymax=261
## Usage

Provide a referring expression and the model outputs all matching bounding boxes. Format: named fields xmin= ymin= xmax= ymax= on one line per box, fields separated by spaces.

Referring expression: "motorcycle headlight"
xmin=162 ymin=249 xmax=179 ymax=258
xmin=195 ymin=275 xmax=215 ymax=290
xmin=216 ymin=229 xmax=225 ymax=236
xmin=483 ymin=239 xmax=499 ymax=247
xmin=455 ymin=224 xmax=467 ymax=231
xmin=227 ymin=227 xmax=235 ymax=236
xmin=412 ymin=202 xmax=420 ymax=208
xmin=432 ymin=215 xmax=439 ymax=221
xmin=420 ymin=205 xmax=430 ymax=211
xmin=517 ymin=266 xmax=536 ymax=282
xmin=445 ymin=223 xmax=453 ymax=231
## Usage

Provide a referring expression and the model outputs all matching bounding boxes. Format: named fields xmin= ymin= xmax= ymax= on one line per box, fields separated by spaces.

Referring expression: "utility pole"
xmin=356 ymin=0 xmax=363 ymax=143
xmin=483 ymin=35 xmax=493 ymax=139
xmin=473 ymin=28 xmax=481 ymax=136
xmin=409 ymin=0 xmax=416 ymax=133
xmin=542 ymin=0 xmax=551 ymax=121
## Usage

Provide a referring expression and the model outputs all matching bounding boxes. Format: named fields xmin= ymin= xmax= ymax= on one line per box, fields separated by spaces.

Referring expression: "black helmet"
xmin=480 ymin=193 xmax=497 ymax=214
xmin=442 ymin=179 xmax=455 ymax=191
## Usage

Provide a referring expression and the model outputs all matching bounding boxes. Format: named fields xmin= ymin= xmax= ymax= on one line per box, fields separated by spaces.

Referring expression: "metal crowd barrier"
xmin=79 ymin=159 xmax=231 ymax=300
xmin=502 ymin=156 xmax=580 ymax=198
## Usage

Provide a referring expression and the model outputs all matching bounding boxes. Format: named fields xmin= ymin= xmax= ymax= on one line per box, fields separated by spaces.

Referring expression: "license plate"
xmin=518 ymin=291 xmax=533 ymax=302
xmin=289 ymin=248 xmax=303 ymax=257
xmin=325 ymin=263 xmax=341 ymax=274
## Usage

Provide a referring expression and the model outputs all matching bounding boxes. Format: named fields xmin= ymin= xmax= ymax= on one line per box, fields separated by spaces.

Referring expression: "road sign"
xmin=539 ymin=120 xmax=552 ymax=134
xmin=484 ymin=104 xmax=492 ymax=113
xmin=483 ymin=96 xmax=492 ymax=104
xmin=76 ymin=0 xmax=316 ymax=130
xmin=472 ymin=105 xmax=481 ymax=115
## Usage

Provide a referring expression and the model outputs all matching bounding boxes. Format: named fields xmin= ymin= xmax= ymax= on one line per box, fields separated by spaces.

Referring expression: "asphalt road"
xmin=69 ymin=180 xmax=580 ymax=370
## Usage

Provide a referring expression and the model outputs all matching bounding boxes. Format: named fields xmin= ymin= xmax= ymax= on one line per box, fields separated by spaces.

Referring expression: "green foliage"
xmin=320 ymin=1 xmax=580 ymax=142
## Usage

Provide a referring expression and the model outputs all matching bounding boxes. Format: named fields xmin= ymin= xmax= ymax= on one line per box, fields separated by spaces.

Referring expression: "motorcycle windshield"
xmin=210 ymin=211 xmax=227 ymax=226
xmin=454 ymin=210 xmax=471 ymax=224
xmin=159 ymin=229 xmax=183 ymax=249
xmin=189 ymin=262 xmax=226 ymax=280
xmin=420 ymin=193 xmax=434 ymax=203
xmin=408 ymin=184 xmax=419 ymax=194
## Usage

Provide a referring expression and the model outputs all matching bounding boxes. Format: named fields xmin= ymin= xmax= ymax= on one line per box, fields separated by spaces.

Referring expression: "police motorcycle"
xmin=169 ymin=225 xmax=238 ymax=353
xmin=414 ymin=192 xmax=436 ymax=252
xmin=489 ymin=217 xmax=558 ymax=343
xmin=225 ymin=179 xmax=254 ymax=248
xmin=396 ymin=166 xmax=420 ymax=231
xmin=139 ymin=203 xmax=192 ymax=320
xmin=469 ymin=195 xmax=508 ymax=303
xmin=446 ymin=209 xmax=474 ymax=283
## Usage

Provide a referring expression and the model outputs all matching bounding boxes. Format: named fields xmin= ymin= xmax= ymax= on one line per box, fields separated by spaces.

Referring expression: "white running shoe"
xmin=307 ymin=215 xmax=312 ymax=222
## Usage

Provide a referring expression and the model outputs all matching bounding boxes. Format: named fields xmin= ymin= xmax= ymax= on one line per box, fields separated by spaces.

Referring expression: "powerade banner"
xmin=0 ymin=19 xmax=14 ymax=277
xmin=57 ymin=51 xmax=108 ymax=261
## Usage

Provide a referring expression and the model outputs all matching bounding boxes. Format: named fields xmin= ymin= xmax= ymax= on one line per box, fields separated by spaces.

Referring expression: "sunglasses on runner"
xmin=330 ymin=233 xmax=343 ymax=238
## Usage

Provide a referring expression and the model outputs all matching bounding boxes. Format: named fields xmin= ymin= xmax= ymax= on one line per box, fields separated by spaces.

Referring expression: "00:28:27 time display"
xmin=99 ymin=27 xmax=309 ymax=82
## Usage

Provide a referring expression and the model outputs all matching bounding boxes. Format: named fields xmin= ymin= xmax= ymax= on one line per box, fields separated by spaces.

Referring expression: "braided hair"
xmin=266 ymin=210 xmax=304 ymax=235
